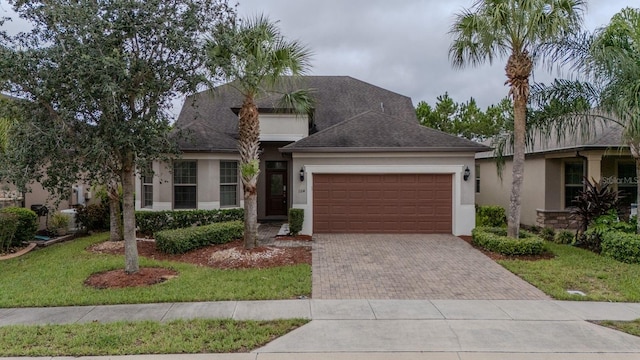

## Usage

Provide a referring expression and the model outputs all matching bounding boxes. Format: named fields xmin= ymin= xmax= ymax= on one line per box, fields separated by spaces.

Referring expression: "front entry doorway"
xmin=266 ymin=161 xmax=288 ymax=216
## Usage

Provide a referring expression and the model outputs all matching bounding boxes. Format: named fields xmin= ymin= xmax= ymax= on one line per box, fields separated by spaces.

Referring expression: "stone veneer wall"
xmin=536 ymin=209 xmax=578 ymax=230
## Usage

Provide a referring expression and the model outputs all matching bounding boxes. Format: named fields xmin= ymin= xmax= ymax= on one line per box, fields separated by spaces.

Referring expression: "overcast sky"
xmin=0 ymin=0 xmax=632 ymax=113
xmin=235 ymin=0 xmax=630 ymax=109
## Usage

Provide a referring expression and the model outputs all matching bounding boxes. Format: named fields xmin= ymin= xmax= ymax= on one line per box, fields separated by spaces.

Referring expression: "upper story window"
xmin=564 ymin=161 xmax=584 ymax=208
xmin=174 ymin=160 xmax=197 ymax=209
xmin=220 ymin=161 xmax=238 ymax=207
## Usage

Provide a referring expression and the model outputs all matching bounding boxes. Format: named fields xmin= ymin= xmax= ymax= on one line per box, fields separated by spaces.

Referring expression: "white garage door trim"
xmin=293 ymin=165 xmax=473 ymax=236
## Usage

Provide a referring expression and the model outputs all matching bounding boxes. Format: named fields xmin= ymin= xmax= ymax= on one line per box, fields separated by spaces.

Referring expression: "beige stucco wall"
xmin=259 ymin=114 xmax=308 ymax=142
xmin=290 ymin=152 xmax=478 ymax=236
xmin=475 ymin=156 xmax=547 ymax=226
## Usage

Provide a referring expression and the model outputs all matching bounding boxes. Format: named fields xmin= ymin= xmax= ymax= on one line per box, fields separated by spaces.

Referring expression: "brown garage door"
xmin=313 ymin=174 xmax=452 ymax=233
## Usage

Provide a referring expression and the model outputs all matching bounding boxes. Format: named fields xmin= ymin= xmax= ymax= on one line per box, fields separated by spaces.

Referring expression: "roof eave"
xmin=280 ymin=146 xmax=491 ymax=154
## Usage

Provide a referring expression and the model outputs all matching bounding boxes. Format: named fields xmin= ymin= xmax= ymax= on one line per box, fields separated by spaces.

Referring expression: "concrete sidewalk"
xmin=2 ymin=299 xmax=640 ymax=359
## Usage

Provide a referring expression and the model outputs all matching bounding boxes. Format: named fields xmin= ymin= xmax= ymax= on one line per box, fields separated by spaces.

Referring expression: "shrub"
xmin=0 ymin=207 xmax=37 ymax=246
xmin=75 ymin=203 xmax=110 ymax=231
xmin=601 ymin=231 xmax=640 ymax=264
xmin=136 ymin=208 xmax=244 ymax=236
xmin=579 ymin=211 xmax=635 ymax=253
xmin=476 ymin=205 xmax=507 ymax=228
xmin=539 ymin=227 xmax=556 ymax=242
xmin=570 ymin=177 xmax=622 ymax=236
xmin=0 ymin=212 xmax=18 ymax=251
xmin=471 ymin=227 xmax=546 ymax=256
xmin=288 ymin=208 xmax=304 ymax=236
xmin=554 ymin=230 xmax=575 ymax=245
xmin=155 ymin=220 xmax=244 ymax=254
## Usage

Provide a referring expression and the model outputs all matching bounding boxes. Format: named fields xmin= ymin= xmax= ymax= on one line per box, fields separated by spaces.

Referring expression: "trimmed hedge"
xmin=472 ymin=227 xmax=546 ymax=256
xmin=288 ymin=208 xmax=304 ymax=236
xmin=155 ymin=220 xmax=244 ymax=254
xmin=476 ymin=205 xmax=507 ymax=228
xmin=0 ymin=207 xmax=38 ymax=246
xmin=136 ymin=208 xmax=244 ymax=236
xmin=601 ymin=231 xmax=640 ymax=264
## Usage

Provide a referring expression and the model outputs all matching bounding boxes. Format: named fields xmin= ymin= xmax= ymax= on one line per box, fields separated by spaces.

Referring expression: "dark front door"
xmin=266 ymin=162 xmax=288 ymax=216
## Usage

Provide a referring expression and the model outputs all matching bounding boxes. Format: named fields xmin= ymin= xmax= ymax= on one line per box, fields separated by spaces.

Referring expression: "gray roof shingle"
xmin=175 ymin=76 xmax=488 ymax=153
xmin=281 ymin=111 xmax=490 ymax=153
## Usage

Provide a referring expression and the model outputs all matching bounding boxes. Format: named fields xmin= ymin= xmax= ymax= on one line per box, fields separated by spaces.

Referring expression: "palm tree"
xmin=206 ymin=15 xmax=313 ymax=249
xmin=532 ymin=7 xmax=640 ymax=233
xmin=449 ymin=0 xmax=586 ymax=238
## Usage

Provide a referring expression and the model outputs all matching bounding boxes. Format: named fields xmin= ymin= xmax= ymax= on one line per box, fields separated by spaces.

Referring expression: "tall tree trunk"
xmin=508 ymin=97 xmax=526 ymax=238
xmin=121 ymin=155 xmax=138 ymax=273
xmin=505 ymin=51 xmax=532 ymax=239
xmin=238 ymin=95 xmax=261 ymax=249
xmin=108 ymin=185 xmax=123 ymax=241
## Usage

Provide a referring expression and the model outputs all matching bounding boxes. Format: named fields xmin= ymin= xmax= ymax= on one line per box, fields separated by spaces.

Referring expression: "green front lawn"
xmin=0 ymin=319 xmax=307 ymax=356
xmin=499 ymin=242 xmax=640 ymax=302
xmin=0 ymin=233 xmax=311 ymax=307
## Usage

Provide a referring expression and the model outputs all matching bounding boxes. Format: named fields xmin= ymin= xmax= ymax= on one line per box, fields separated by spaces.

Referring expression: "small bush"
xmin=0 ymin=207 xmax=37 ymax=246
xmin=540 ymin=227 xmax=556 ymax=242
xmin=601 ymin=231 xmax=640 ymax=264
xmin=49 ymin=212 xmax=70 ymax=233
xmin=288 ymin=208 xmax=304 ymax=236
xmin=75 ymin=203 xmax=110 ymax=231
xmin=472 ymin=227 xmax=546 ymax=256
xmin=579 ymin=211 xmax=635 ymax=253
xmin=0 ymin=212 xmax=18 ymax=251
xmin=136 ymin=208 xmax=244 ymax=236
xmin=155 ymin=220 xmax=244 ymax=254
xmin=554 ymin=230 xmax=575 ymax=245
xmin=476 ymin=205 xmax=507 ymax=228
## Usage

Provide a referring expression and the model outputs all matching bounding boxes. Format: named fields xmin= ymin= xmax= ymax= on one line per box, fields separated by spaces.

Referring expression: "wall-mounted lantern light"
xmin=463 ymin=166 xmax=471 ymax=181
xmin=299 ymin=167 xmax=305 ymax=182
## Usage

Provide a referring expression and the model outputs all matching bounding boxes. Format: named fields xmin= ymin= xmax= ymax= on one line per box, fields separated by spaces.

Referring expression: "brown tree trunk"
xmin=238 ymin=95 xmax=260 ymax=249
xmin=508 ymin=97 xmax=527 ymax=239
xmin=108 ymin=185 xmax=123 ymax=241
xmin=505 ymin=51 xmax=532 ymax=239
xmin=121 ymin=155 xmax=139 ymax=273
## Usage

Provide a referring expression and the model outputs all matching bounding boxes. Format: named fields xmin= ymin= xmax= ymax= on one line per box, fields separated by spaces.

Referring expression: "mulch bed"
xmin=459 ymin=235 xmax=555 ymax=261
xmin=85 ymin=238 xmax=311 ymax=289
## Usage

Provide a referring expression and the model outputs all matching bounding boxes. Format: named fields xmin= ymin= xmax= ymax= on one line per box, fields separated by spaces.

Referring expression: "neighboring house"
xmin=136 ymin=76 xmax=489 ymax=235
xmin=476 ymin=123 xmax=635 ymax=229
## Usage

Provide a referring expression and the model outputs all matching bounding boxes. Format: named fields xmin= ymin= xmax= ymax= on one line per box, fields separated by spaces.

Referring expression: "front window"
xmin=174 ymin=160 xmax=197 ymax=209
xmin=475 ymin=164 xmax=480 ymax=193
xmin=220 ymin=161 xmax=238 ymax=207
xmin=618 ymin=162 xmax=637 ymax=208
xmin=141 ymin=163 xmax=153 ymax=209
xmin=564 ymin=161 xmax=584 ymax=208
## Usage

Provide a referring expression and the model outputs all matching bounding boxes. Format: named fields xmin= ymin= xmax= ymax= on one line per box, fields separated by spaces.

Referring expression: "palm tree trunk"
xmin=121 ymin=154 xmax=139 ymax=273
xmin=238 ymin=95 xmax=260 ymax=249
xmin=508 ymin=97 xmax=526 ymax=238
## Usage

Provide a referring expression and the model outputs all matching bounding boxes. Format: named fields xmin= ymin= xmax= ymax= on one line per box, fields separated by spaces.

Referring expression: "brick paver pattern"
xmin=312 ymin=234 xmax=549 ymax=300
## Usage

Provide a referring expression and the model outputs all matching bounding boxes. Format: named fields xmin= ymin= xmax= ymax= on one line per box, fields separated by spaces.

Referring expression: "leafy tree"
xmin=449 ymin=0 xmax=586 ymax=238
xmin=206 ymin=15 xmax=313 ymax=249
xmin=533 ymin=7 xmax=640 ymax=233
xmin=0 ymin=0 xmax=236 ymax=273
xmin=416 ymin=93 xmax=512 ymax=141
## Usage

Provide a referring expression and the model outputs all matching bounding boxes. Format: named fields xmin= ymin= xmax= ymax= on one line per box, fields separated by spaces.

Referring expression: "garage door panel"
xmin=313 ymin=174 xmax=452 ymax=233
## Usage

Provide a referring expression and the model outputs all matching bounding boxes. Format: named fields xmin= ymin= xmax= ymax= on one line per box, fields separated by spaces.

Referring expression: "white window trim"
xmin=173 ymin=160 xmax=198 ymax=210
xmin=220 ymin=160 xmax=239 ymax=208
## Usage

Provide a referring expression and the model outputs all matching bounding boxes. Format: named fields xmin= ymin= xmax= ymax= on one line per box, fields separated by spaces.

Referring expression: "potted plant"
xmin=50 ymin=212 xmax=70 ymax=236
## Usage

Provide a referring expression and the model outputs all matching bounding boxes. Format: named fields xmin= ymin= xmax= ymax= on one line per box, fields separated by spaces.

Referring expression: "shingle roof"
xmin=476 ymin=121 xmax=626 ymax=159
xmin=175 ymin=76 xmax=488 ymax=153
xmin=281 ymin=111 xmax=491 ymax=153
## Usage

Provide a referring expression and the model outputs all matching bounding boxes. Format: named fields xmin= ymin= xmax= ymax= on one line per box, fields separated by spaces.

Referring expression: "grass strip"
xmin=0 ymin=233 xmax=310 ymax=307
xmin=596 ymin=319 xmax=640 ymax=337
xmin=0 ymin=318 xmax=307 ymax=356
xmin=498 ymin=242 xmax=640 ymax=302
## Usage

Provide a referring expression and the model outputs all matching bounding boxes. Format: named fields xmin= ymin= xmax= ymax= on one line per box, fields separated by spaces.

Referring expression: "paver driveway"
xmin=312 ymin=234 xmax=549 ymax=300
